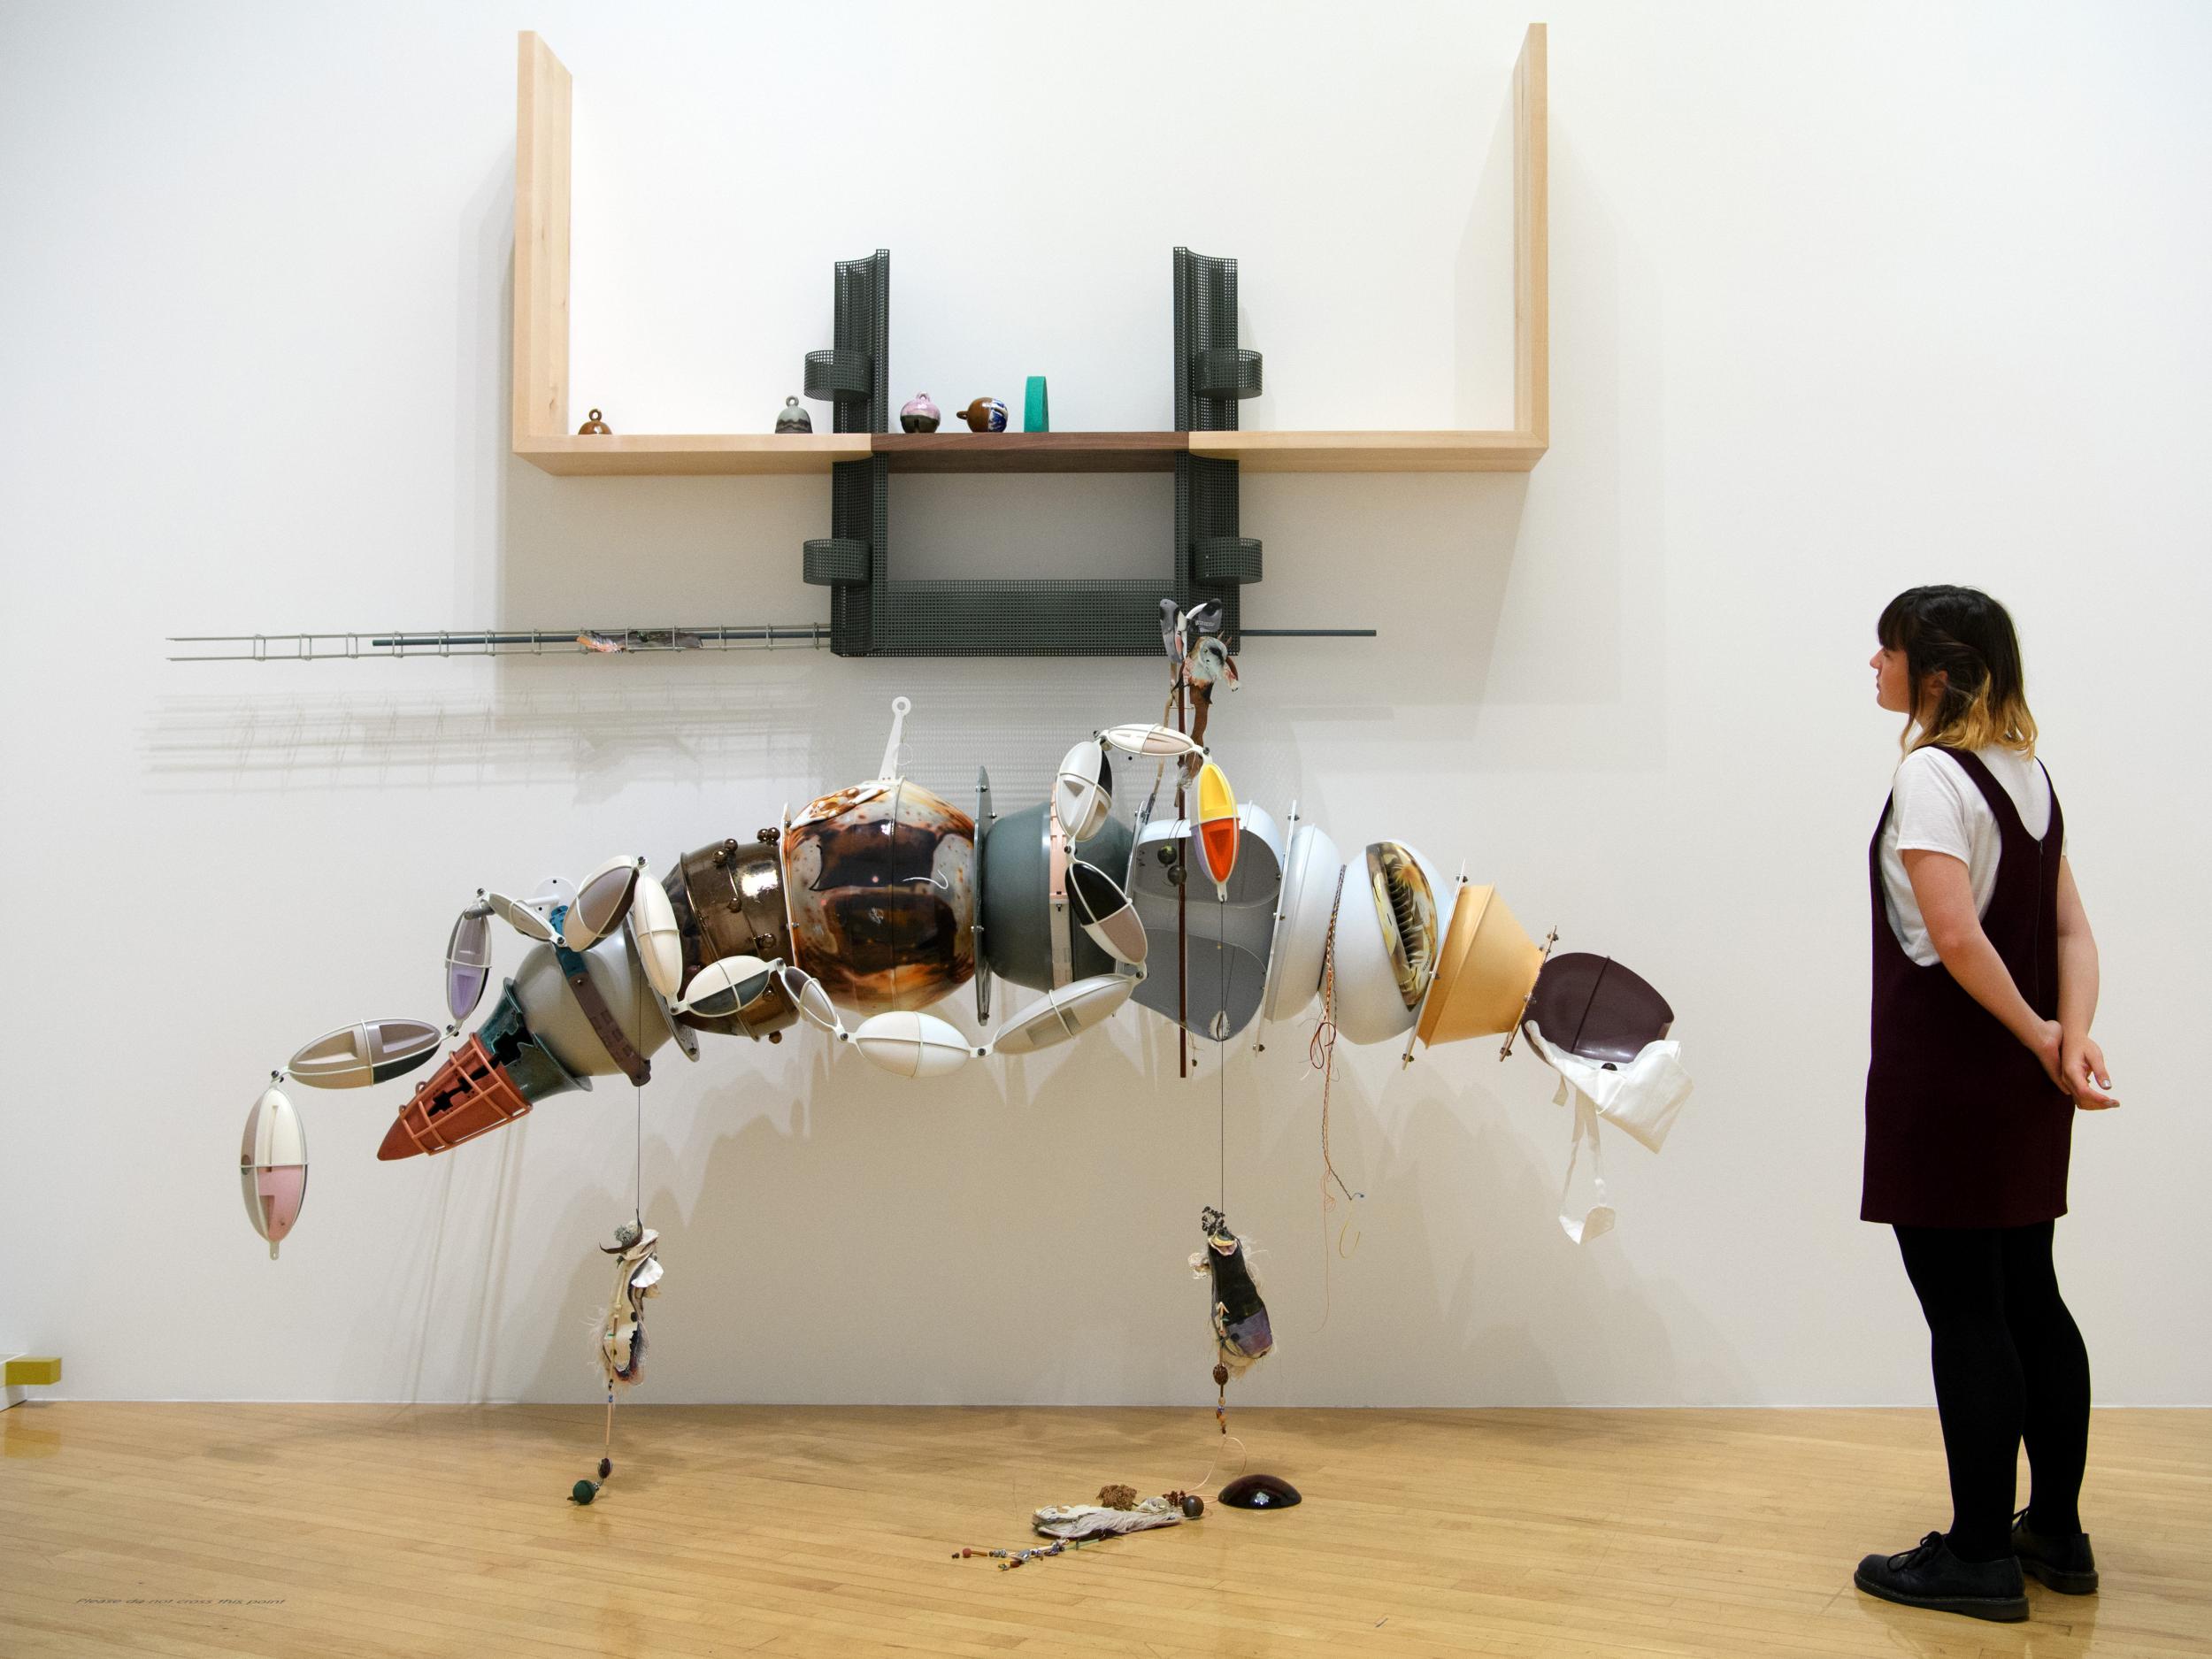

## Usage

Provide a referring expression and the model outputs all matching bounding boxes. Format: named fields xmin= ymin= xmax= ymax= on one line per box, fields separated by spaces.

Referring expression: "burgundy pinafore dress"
xmin=1862 ymin=749 xmax=2071 ymax=1228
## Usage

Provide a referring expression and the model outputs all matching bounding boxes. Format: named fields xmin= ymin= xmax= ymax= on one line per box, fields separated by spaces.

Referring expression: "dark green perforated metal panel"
xmin=802 ymin=247 xmax=1263 ymax=657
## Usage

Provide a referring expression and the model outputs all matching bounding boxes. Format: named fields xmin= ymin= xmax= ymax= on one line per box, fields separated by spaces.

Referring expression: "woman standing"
xmin=1854 ymin=585 xmax=2117 ymax=1624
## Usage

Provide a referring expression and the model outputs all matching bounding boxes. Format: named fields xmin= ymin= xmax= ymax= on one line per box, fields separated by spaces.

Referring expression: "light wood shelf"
xmin=516 ymin=434 xmax=869 ymax=475
xmin=1190 ymin=431 xmax=1550 ymax=472
xmin=511 ymin=25 xmax=1548 ymax=476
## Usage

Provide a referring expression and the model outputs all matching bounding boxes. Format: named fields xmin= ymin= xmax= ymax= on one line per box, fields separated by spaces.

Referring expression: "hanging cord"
xmin=1217 ymin=887 xmax=1228 ymax=1212
xmin=1175 ymin=680 xmax=1190 ymax=1079
xmin=633 ymin=964 xmax=644 ymax=1235
xmin=1179 ymin=1426 xmax=1248 ymax=1498
xmin=603 ymin=958 xmax=646 ymax=1486
xmin=1310 ymin=866 xmax=1362 ymax=1329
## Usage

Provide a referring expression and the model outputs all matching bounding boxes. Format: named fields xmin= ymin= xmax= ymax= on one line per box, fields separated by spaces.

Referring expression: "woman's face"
xmin=1870 ymin=642 xmax=1914 ymax=714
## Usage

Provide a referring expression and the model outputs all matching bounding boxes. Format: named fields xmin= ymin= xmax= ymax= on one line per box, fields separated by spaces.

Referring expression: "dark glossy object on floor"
xmin=1179 ymin=1494 xmax=1204 ymax=1518
xmin=1217 ymin=1473 xmax=1301 ymax=1510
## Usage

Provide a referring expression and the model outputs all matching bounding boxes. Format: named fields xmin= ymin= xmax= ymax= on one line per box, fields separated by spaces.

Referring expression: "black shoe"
xmin=1855 ymin=1532 xmax=2029 ymax=1623
xmin=2013 ymin=1510 xmax=2098 ymax=1594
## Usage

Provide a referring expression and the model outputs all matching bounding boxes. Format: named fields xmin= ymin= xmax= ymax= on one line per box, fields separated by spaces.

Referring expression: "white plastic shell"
xmin=989 ymin=973 xmax=1138 ymax=1057
xmin=1327 ymin=841 xmax=1447 ymax=1045
xmin=629 ymin=877 xmax=684 ymax=1001
xmin=287 ymin=1018 xmax=443 ymax=1088
xmin=1262 ymin=823 xmax=1345 ymax=1022
xmin=239 ymin=1083 xmax=307 ymax=1258
xmin=1052 ymin=740 xmax=1115 ymax=843
xmin=852 ymin=1010 xmax=977 ymax=1079
xmin=561 ymin=856 xmax=642 ymax=950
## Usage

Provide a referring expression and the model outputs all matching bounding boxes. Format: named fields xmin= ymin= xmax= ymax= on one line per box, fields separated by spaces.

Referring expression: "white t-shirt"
xmin=1879 ymin=745 xmax=2058 ymax=967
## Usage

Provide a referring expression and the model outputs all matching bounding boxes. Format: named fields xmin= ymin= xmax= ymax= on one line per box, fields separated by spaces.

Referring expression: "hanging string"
xmin=1310 ymin=866 xmax=1362 ymax=1329
xmin=632 ymin=956 xmax=644 ymax=1235
xmin=1217 ymin=886 xmax=1228 ymax=1213
xmin=1175 ymin=680 xmax=1190 ymax=1079
xmin=1179 ymin=1428 xmax=1248 ymax=1499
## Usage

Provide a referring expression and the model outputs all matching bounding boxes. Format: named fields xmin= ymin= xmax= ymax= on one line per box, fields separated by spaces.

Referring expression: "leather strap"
xmin=554 ymin=939 xmax=651 ymax=1087
xmin=1047 ymin=806 xmax=1072 ymax=989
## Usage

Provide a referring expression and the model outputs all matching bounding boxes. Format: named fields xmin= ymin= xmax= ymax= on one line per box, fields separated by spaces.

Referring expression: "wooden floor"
xmin=3 ymin=1405 xmax=2206 ymax=1658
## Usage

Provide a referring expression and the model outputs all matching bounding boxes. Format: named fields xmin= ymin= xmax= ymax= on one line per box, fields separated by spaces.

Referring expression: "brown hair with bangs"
xmin=1878 ymin=585 xmax=2038 ymax=757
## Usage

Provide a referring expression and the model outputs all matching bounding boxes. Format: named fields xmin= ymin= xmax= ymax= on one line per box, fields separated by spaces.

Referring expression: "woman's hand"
xmin=2028 ymin=1018 xmax=2067 ymax=1094
xmin=2063 ymin=1034 xmax=2119 ymax=1109
xmin=1906 ymin=850 xmax=2056 ymax=1059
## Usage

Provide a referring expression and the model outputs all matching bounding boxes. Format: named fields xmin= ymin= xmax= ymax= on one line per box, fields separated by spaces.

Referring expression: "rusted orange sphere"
xmin=781 ymin=780 xmax=977 ymax=1015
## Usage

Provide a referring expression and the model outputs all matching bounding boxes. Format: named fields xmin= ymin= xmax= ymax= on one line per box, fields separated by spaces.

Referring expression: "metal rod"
xmin=165 ymin=626 xmax=828 ymax=662
xmin=167 ymin=622 xmax=1375 ymax=661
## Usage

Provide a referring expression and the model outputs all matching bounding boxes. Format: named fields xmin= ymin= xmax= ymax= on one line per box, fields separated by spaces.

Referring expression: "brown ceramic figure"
xmin=578 ymin=409 xmax=611 ymax=434
xmin=958 ymin=396 xmax=1009 ymax=433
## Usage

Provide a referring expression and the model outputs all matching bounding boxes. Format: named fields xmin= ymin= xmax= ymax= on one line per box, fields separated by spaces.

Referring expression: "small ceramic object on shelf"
xmin=959 ymin=396 xmax=1009 ymax=433
xmin=1023 ymin=376 xmax=1049 ymax=433
xmin=775 ymin=396 xmax=813 ymax=434
xmin=900 ymin=393 xmax=941 ymax=434
xmin=577 ymin=409 xmax=611 ymax=434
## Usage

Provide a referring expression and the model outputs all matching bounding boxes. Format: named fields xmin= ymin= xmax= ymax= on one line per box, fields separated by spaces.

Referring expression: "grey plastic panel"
xmin=979 ymin=803 xmax=1134 ymax=992
xmin=1127 ymin=807 xmax=1285 ymax=1041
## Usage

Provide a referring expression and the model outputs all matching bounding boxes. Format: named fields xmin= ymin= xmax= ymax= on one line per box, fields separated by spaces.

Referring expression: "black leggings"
xmin=1893 ymin=1221 xmax=2092 ymax=1561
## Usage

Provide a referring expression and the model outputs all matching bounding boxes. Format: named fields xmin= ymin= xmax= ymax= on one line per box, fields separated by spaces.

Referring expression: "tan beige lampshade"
xmin=1416 ymin=885 xmax=1545 ymax=1047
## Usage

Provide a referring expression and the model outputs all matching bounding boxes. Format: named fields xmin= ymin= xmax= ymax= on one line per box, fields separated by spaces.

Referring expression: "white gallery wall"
xmin=4 ymin=0 xmax=2208 ymax=1407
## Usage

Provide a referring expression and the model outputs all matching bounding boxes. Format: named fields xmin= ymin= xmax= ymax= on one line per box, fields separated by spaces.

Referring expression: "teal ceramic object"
xmin=1023 ymin=376 xmax=1049 ymax=433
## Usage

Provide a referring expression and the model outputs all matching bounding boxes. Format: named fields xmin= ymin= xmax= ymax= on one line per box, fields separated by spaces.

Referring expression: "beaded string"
xmin=952 ymin=1537 xmax=1106 ymax=1570
xmin=1310 ymin=865 xmax=1362 ymax=1329
xmin=1188 ymin=1421 xmax=1247 ymax=1497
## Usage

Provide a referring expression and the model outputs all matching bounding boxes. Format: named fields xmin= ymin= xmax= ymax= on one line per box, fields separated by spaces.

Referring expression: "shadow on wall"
xmin=1456 ymin=82 xmax=1519 ymax=432
xmin=346 ymin=977 xmax=1752 ymax=1409
xmin=141 ymin=107 xmax=1639 ymax=788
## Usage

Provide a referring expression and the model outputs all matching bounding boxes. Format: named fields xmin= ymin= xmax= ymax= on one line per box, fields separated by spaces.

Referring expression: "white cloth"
xmin=1033 ymin=1497 xmax=1182 ymax=1540
xmin=1878 ymin=745 xmax=2057 ymax=966
xmin=1526 ymin=1025 xmax=1694 ymax=1244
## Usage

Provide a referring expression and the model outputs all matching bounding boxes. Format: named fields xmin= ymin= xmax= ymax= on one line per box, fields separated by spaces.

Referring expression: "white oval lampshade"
xmin=989 ymin=972 xmax=1137 ymax=1056
xmin=1052 ymin=740 xmax=1115 ymax=842
xmin=239 ymin=1082 xmax=307 ymax=1256
xmin=852 ymin=1010 xmax=978 ymax=1079
xmin=560 ymin=855 xmax=642 ymax=949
